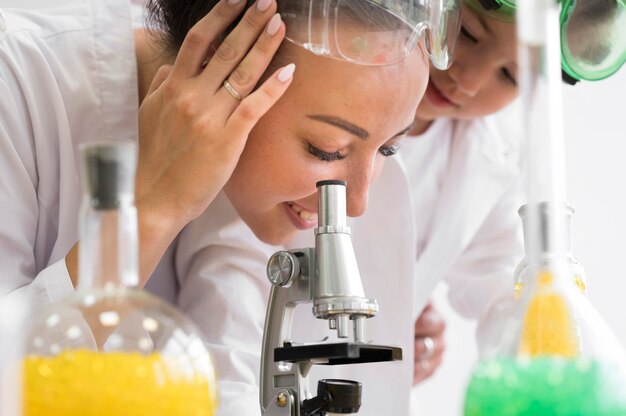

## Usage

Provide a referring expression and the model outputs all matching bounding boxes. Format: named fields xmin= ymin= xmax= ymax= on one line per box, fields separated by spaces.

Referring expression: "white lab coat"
xmin=0 ymin=0 xmax=524 ymax=414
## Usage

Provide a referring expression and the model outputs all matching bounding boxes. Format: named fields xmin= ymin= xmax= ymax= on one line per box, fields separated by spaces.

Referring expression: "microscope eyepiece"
xmin=316 ymin=179 xmax=347 ymax=187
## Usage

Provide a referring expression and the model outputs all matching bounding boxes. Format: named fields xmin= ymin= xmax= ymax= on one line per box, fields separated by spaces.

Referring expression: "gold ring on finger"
xmin=223 ymin=79 xmax=243 ymax=101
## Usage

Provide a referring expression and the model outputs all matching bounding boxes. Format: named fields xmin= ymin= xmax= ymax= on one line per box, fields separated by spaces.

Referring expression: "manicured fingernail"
xmin=266 ymin=14 xmax=281 ymax=36
xmin=278 ymin=63 xmax=296 ymax=82
xmin=256 ymin=0 xmax=272 ymax=11
xmin=228 ymin=0 xmax=243 ymax=5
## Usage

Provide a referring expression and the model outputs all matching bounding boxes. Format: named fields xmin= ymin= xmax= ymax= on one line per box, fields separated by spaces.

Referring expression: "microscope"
xmin=260 ymin=180 xmax=402 ymax=416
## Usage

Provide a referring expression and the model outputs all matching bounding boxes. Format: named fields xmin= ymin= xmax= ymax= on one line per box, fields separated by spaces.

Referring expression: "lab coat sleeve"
xmin=443 ymin=177 xmax=524 ymax=353
xmin=175 ymin=211 xmax=270 ymax=416
xmin=0 ymin=76 xmax=75 ymax=315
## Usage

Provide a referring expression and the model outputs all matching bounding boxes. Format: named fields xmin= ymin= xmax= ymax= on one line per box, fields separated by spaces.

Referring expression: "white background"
xmin=2 ymin=0 xmax=625 ymax=414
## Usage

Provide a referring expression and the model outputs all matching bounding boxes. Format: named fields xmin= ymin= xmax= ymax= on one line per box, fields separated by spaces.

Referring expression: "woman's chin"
xmin=253 ymin=226 xmax=299 ymax=247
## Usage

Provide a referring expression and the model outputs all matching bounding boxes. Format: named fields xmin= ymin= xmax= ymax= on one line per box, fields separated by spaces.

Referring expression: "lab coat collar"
xmin=410 ymin=115 xmax=522 ymax=318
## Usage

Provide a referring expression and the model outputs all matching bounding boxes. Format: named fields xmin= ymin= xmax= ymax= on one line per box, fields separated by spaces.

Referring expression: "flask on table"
xmin=464 ymin=203 xmax=626 ymax=415
xmin=22 ymin=141 xmax=217 ymax=415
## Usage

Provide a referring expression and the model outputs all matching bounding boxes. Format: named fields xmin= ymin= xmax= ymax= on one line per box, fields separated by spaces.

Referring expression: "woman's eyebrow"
xmin=307 ymin=114 xmax=370 ymax=140
xmin=474 ymin=12 xmax=494 ymax=36
xmin=393 ymin=121 xmax=416 ymax=138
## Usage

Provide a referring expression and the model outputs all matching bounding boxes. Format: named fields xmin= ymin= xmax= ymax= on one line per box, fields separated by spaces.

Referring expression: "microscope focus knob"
xmin=267 ymin=251 xmax=300 ymax=287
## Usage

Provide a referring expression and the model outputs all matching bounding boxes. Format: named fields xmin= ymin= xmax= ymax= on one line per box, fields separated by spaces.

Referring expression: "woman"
xmin=408 ymin=1 xmax=625 ymax=411
xmin=0 ymin=0 xmax=429 ymax=414
xmin=0 ymin=0 xmax=425 ymax=301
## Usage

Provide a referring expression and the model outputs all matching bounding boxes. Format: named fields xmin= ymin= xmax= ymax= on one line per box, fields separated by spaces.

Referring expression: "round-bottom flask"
xmin=21 ymin=142 xmax=217 ymax=415
xmin=22 ymin=289 xmax=217 ymax=415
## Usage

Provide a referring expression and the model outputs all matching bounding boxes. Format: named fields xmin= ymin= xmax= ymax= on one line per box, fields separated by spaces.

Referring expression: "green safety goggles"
xmin=465 ymin=0 xmax=626 ymax=83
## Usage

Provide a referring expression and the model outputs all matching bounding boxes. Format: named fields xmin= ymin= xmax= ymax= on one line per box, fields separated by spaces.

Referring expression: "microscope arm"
xmin=260 ymin=248 xmax=315 ymax=415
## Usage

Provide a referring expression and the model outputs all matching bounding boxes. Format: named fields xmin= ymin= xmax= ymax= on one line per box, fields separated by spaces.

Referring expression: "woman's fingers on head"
xmin=171 ymin=0 xmax=247 ymax=80
xmin=202 ymin=0 xmax=279 ymax=90
xmin=218 ymin=13 xmax=285 ymax=102
xmin=226 ymin=63 xmax=295 ymax=134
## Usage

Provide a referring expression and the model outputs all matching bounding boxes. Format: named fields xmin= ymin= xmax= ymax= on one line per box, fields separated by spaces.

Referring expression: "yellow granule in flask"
xmin=520 ymin=271 xmax=579 ymax=357
xmin=514 ymin=282 xmax=524 ymax=300
xmin=23 ymin=350 xmax=216 ymax=416
xmin=574 ymin=275 xmax=587 ymax=293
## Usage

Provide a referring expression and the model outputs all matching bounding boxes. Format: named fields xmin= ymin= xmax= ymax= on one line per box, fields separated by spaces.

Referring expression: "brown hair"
xmin=145 ymin=0 xmax=255 ymax=57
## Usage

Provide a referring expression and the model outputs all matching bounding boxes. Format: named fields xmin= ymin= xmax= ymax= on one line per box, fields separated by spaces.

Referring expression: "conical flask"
xmin=464 ymin=202 xmax=626 ymax=415
xmin=21 ymin=141 xmax=217 ymax=415
xmin=514 ymin=202 xmax=586 ymax=299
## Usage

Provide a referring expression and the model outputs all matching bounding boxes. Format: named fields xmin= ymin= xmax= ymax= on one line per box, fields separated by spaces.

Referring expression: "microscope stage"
xmin=275 ymin=342 xmax=402 ymax=365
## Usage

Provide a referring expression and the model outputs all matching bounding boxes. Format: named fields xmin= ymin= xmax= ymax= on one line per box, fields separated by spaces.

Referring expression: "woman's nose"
xmin=345 ymin=158 xmax=377 ymax=218
xmin=448 ymin=59 xmax=490 ymax=97
xmin=346 ymin=183 xmax=368 ymax=218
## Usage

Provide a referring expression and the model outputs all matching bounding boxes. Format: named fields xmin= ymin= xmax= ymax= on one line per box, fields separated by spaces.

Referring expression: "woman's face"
xmin=417 ymin=4 xmax=519 ymax=123
xmin=225 ymin=44 xmax=428 ymax=244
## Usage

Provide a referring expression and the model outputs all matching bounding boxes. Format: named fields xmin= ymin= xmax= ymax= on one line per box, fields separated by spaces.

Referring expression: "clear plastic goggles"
xmin=465 ymin=0 xmax=626 ymax=82
xmin=278 ymin=0 xmax=462 ymax=69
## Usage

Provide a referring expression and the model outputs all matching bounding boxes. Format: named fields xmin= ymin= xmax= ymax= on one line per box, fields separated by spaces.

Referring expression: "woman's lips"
xmin=283 ymin=202 xmax=318 ymax=230
xmin=425 ymin=80 xmax=456 ymax=108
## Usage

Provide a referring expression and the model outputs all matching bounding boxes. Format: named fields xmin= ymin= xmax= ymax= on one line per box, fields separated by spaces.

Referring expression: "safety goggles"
xmin=465 ymin=0 xmax=626 ymax=82
xmin=278 ymin=0 xmax=462 ymax=69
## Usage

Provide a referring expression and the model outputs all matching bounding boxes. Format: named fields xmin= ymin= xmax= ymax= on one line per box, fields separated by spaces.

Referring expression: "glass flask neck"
xmin=78 ymin=142 xmax=139 ymax=291
xmin=520 ymin=202 xmax=573 ymax=256
xmin=78 ymin=202 xmax=139 ymax=291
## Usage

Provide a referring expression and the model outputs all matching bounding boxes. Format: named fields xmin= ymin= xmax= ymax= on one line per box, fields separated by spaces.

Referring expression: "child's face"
xmin=224 ymin=44 xmax=428 ymax=245
xmin=417 ymin=3 xmax=519 ymax=122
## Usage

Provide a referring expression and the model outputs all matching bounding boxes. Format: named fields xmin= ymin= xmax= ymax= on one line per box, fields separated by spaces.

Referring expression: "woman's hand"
xmin=137 ymin=0 xmax=294 ymax=229
xmin=413 ymin=302 xmax=446 ymax=385
xmin=68 ymin=0 xmax=294 ymax=288
xmin=127 ymin=0 xmax=295 ymax=284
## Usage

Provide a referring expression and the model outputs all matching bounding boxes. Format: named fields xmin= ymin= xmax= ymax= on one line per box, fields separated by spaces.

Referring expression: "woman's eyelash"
xmin=308 ymin=143 xmax=399 ymax=161
xmin=460 ymin=26 xmax=477 ymax=43
xmin=501 ymin=68 xmax=518 ymax=86
xmin=379 ymin=144 xmax=400 ymax=157
xmin=308 ymin=144 xmax=345 ymax=162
